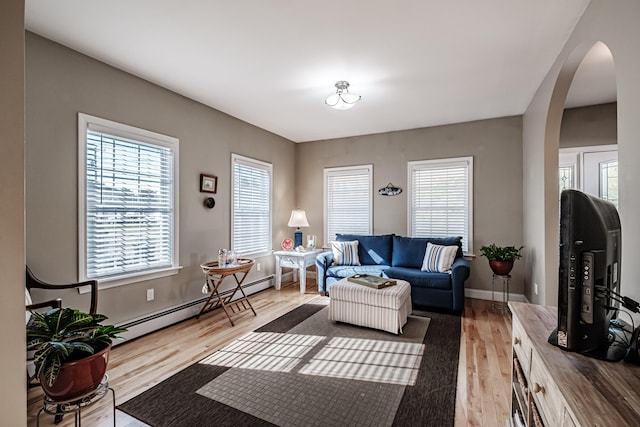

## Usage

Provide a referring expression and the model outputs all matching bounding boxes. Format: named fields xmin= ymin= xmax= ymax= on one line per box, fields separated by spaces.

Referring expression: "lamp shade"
xmin=325 ymin=81 xmax=361 ymax=110
xmin=288 ymin=209 xmax=309 ymax=228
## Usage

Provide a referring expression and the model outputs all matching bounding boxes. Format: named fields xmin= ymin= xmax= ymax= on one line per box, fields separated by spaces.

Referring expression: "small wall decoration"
xmin=200 ymin=174 xmax=217 ymax=193
xmin=378 ymin=183 xmax=403 ymax=196
xmin=204 ymin=197 xmax=216 ymax=209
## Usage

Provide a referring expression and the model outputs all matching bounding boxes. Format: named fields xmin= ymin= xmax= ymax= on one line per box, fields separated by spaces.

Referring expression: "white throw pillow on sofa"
xmin=331 ymin=240 xmax=361 ymax=266
xmin=421 ymin=242 xmax=458 ymax=273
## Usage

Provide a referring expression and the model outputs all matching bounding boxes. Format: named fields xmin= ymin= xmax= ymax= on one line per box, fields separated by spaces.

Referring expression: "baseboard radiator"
xmin=115 ymin=275 xmax=275 ymax=345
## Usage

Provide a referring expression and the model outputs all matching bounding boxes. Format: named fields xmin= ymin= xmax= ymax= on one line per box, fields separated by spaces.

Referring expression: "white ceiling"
xmin=564 ymin=41 xmax=616 ymax=109
xmin=25 ymin=0 xmax=615 ymax=143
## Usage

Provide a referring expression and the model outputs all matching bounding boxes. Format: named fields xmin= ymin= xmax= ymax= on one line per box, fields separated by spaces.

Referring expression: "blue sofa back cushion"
xmin=391 ymin=235 xmax=463 ymax=268
xmin=336 ymin=234 xmax=394 ymax=266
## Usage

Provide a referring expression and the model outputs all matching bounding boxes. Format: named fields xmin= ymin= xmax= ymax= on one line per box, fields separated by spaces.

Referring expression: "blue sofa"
xmin=316 ymin=234 xmax=470 ymax=314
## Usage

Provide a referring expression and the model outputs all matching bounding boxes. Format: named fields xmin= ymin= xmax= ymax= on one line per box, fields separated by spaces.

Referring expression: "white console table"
xmin=274 ymin=249 xmax=322 ymax=294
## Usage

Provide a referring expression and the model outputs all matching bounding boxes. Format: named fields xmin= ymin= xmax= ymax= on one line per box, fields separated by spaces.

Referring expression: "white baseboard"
xmin=115 ymin=275 xmax=274 ymax=345
xmin=118 ymin=272 xmax=510 ymax=346
xmin=465 ymin=288 xmax=527 ymax=303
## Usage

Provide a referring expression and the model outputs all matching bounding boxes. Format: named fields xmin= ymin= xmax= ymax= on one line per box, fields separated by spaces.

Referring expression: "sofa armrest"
xmin=315 ymin=251 xmax=334 ymax=294
xmin=450 ymin=257 xmax=470 ymax=314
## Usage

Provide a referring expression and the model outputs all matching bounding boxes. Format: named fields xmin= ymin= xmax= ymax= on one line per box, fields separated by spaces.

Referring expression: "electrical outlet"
xmin=146 ymin=288 xmax=154 ymax=301
xmin=534 ymin=283 xmax=539 ymax=295
xmin=256 ymin=262 xmax=261 ymax=272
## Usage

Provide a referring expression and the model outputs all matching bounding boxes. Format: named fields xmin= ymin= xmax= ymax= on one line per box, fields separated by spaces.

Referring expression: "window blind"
xmin=84 ymin=129 xmax=175 ymax=279
xmin=324 ymin=165 xmax=372 ymax=243
xmin=409 ymin=158 xmax=472 ymax=253
xmin=232 ymin=155 xmax=272 ymax=255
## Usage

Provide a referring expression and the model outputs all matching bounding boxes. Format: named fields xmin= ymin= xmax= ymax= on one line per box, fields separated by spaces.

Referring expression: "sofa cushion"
xmin=326 ymin=265 xmax=390 ymax=279
xmin=421 ymin=243 xmax=458 ymax=272
xmin=331 ymin=240 xmax=360 ymax=265
xmin=391 ymin=235 xmax=463 ymax=268
xmin=384 ymin=267 xmax=452 ymax=290
xmin=337 ymin=234 xmax=394 ymax=266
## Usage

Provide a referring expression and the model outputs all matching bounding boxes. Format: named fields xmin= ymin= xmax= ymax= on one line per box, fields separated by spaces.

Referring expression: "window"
xmin=408 ymin=157 xmax=473 ymax=253
xmin=324 ymin=165 xmax=372 ymax=244
xmin=78 ymin=113 xmax=179 ymax=285
xmin=559 ymin=166 xmax=575 ymax=193
xmin=559 ymin=149 xmax=579 ymax=195
xmin=600 ymin=160 xmax=619 ymax=208
xmin=232 ymin=154 xmax=272 ymax=256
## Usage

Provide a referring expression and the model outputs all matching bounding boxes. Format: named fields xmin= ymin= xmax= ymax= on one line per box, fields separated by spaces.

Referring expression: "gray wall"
xmin=296 ymin=117 xmax=525 ymax=295
xmin=560 ymin=102 xmax=617 ymax=148
xmin=25 ymin=33 xmax=297 ymax=325
xmin=23 ymin=1 xmax=633 ymax=326
xmin=523 ymin=0 xmax=640 ymax=308
xmin=0 ymin=1 xmax=27 ymax=425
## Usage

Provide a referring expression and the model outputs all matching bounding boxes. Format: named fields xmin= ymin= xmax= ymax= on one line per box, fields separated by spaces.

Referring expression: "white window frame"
xmin=78 ymin=113 xmax=180 ymax=289
xmin=407 ymin=156 xmax=473 ymax=254
xmin=324 ymin=164 xmax=373 ymax=245
xmin=231 ymin=154 xmax=273 ymax=257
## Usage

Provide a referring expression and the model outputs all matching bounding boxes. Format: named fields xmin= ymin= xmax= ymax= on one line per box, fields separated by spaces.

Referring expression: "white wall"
xmin=523 ymin=0 xmax=640 ymax=308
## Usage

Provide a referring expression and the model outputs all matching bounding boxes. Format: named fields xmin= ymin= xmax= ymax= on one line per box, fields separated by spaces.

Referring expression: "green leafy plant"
xmin=26 ymin=307 xmax=126 ymax=387
xmin=479 ymin=244 xmax=524 ymax=262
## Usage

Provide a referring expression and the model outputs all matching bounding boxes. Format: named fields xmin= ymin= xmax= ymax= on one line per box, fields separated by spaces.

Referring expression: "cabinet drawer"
xmin=530 ymin=351 xmax=564 ymax=427
xmin=278 ymin=256 xmax=299 ymax=268
xmin=512 ymin=314 xmax=532 ymax=375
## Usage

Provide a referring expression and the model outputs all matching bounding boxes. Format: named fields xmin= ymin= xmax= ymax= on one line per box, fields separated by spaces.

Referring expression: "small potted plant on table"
xmin=26 ymin=307 xmax=126 ymax=400
xmin=479 ymin=243 xmax=523 ymax=275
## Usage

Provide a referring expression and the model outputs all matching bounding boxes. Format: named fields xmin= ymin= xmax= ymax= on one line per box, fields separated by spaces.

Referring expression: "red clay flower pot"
xmin=40 ymin=343 xmax=111 ymax=401
xmin=489 ymin=260 xmax=514 ymax=275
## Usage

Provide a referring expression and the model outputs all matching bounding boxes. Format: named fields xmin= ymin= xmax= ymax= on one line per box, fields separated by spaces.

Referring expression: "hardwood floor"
xmin=455 ymin=298 xmax=513 ymax=426
xmin=27 ymin=280 xmax=513 ymax=426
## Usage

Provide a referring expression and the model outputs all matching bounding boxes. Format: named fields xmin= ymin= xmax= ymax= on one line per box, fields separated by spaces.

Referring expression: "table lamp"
xmin=288 ymin=209 xmax=309 ymax=248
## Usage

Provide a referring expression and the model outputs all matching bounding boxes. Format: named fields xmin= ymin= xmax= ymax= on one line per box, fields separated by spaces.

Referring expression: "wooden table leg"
xmin=197 ymin=275 xmax=238 ymax=326
xmin=197 ymin=268 xmax=257 ymax=326
xmin=232 ymin=272 xmax=257 ymax=316
xmin=214 ymin=286 xmax=236 ymax=326
xmin=196 ymin=275 xmax=222 ymax=319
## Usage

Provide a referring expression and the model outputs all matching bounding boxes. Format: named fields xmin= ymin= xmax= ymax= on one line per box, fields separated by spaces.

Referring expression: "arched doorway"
xmin=540 ymin=41 xmax=617 ymax=306
xmin=558 ymin=42 xmax=617 ymax=205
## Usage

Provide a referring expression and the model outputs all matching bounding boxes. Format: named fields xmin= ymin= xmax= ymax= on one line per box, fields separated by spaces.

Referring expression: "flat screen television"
xmin=550 ymin=189 xmax=624 ymax=361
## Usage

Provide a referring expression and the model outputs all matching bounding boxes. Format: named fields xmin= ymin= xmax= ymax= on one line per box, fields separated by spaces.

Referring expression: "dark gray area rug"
xmin=118 ymin=300 xmax=461 ymax=427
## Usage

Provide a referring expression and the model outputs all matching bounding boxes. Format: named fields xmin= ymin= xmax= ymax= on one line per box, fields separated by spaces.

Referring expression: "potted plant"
xmin=479 ymin=243 xmax=524 ymax=275
xmin=26 ymin=307 xmax=126 ymax=400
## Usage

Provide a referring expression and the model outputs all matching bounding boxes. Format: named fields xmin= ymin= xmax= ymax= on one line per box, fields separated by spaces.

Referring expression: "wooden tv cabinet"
xmin=509 ymin=302 xmax=640 ymax=427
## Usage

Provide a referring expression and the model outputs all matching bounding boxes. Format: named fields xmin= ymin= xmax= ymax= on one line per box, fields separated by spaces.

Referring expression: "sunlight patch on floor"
xmin=200 ymin=331 xmax=325 ymax=372
xmin=299 ymin=337 xmax=424 ymax=385
xmin=200 ymin=331 xmax=425 ymax=385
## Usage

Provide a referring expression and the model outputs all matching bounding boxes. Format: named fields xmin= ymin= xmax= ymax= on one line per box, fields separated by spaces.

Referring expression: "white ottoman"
xmin=328 ymin=278 xmax=412 ymax=334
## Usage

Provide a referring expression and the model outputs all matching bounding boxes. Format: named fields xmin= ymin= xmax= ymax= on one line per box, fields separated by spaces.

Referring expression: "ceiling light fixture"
xmin=325 ymin=81 xmax=361 ymax=110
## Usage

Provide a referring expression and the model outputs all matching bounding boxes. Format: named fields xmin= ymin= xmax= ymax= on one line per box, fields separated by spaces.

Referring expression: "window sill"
xmin=236 ymin=251 xmax=274 ymax=259
xmin=78 ymin=266 xmax=183 ymax=294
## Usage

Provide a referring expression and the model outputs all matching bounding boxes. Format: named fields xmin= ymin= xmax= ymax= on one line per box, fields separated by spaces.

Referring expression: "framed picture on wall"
xmin=200 ymin=174 xmax=217 ymax=193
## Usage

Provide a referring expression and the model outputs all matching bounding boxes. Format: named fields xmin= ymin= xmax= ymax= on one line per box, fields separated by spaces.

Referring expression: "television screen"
xmin=551 ymin=189 xmax=623 ymax=360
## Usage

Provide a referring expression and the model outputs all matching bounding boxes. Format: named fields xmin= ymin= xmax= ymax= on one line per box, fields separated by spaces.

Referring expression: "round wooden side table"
xmin=199 ymin=258 xmax=256 ymax=326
